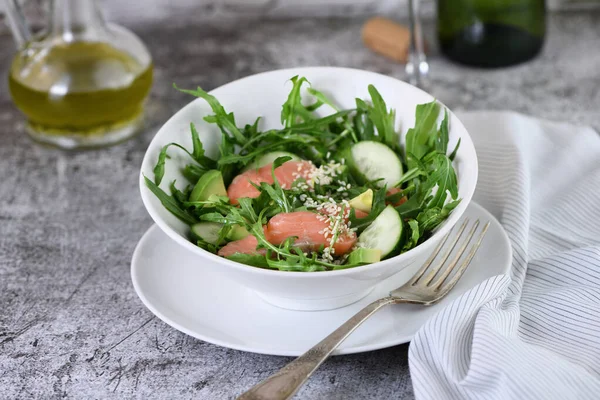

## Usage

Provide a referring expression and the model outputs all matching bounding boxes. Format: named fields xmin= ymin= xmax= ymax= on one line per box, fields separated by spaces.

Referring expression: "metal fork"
xmin=238 ymin=218 xmax=490 ymax=400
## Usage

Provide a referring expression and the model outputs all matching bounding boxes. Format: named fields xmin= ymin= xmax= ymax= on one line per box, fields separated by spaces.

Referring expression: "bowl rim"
xmin=139 ymin=66 xmax=478 ymax=279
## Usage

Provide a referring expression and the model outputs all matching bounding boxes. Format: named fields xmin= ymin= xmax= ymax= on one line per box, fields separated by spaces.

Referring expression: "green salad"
xmin=145 ymin=76 xmax=460 ymax=272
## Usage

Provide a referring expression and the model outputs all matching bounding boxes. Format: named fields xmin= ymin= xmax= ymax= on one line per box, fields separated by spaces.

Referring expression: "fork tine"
xmin=430 ymin=219 xmax=480 ymax=289
xmin=435 ymin=221 xmax=490 ymax=295
xmin=420 ymin=219 xmax=470 ymax=286
xmin=408 ymin=221 xmax=458 ymax=286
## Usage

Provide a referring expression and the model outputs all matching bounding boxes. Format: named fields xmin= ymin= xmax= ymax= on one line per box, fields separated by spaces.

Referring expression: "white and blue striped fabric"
xmin=409 ymin=111 xmax=600 ymax=399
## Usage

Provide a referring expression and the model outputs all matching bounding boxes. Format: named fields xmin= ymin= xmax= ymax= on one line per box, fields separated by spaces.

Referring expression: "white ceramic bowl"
xmin=139 ymin=67 xmax=478 ymax=311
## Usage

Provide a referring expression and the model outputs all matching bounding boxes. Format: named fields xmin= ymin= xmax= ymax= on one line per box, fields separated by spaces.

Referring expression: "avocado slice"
xmin=190 ymin=170 xmax=227 ymax=202
xmin=348 ymin=248 xmax=382 ymax=265
xmin=349 ymin=189 xmax=373 ymax=213
xmin=227 ymin=225 xmax=249 ymax=241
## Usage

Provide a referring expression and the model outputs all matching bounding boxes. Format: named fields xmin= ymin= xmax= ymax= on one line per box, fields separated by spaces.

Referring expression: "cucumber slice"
xmin=191 ymin=222 xmax=249 ymax=244
xmin=191 ymin=222 xmax=248 ymax=244
xmin=191 ymin=222 xmax=223 ymax=245
xmin=190 ymin=170 xmax=227 ymax=202
xmin=346 ymin=141 xmax=403 ymax=188
xmin=357 ymin=205 xmax=403 ymax=259
xmin=242 ymin=151 xmax=302 ymax=172
xmin=348 ymin=248 xmax=382 ymax=265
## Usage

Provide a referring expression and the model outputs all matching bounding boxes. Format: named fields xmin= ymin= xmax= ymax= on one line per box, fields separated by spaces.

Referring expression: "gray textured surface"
xmin=1 ymin=12 xmax=599 ymax=400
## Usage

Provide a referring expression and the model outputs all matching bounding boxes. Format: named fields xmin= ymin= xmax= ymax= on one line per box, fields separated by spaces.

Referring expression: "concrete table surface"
xmin=1 ymin=12 xmax=599 ymax=400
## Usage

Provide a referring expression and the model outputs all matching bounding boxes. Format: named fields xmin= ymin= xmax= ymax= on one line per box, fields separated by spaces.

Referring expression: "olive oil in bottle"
xmin=4 ymin=0 xmax=153 ymax=148
xmin=9 ymin=42 xmax=153 ymax=135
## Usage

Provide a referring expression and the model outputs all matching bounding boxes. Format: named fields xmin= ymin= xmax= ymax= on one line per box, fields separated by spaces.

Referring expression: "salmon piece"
xmin=258 ymin=161 xmax=315 ymax=189
xmin=386 ymin=187 xmax=407 ymax=206
xmin=354 ymin=209 xmax=369 ymax=219
xmin=218 ymin=233 xmax=266 ymax=257
xmin=228 ymin=161 xmax=315 ymax=205
xmin=265 ymin=211 xmax=356 ymax=255
xmin=227 ymin=169 xmax=264 ymax=205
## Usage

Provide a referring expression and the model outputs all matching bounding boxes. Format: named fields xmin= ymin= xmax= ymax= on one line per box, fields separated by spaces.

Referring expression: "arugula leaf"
xmin=304 ymin=99 xmax=324 ymax=112
xmin=144 ymin=176 xmax=197 ymax=225
xmin=183 ymin=195 xmax=230 ymax=212
xmin=174 ymin=84 xmax=247 ymax=145
xmin=394 ymin=167 xmax=426 ymax=188
xmin=218 ymin=134 xmax=321 ymax=166
xmin=281 ymin=76 xmax=309 ymax=127
xmin=199 ymin=212 xmax=236 ymax=224
xmin=436 ymin=111 xmax=449 ymax=154
xmin=258 ymin=156 xmax=293 ymax=213
xmin=449 ymin=138 xmax=461 ymax=162
xmin=353 ymin=100 xmax=375 ymax=142
xmin=291 ymin=105 xmax=317 ymax=122
xmin=238 ymin=198 xmax=261 ymax=225
xmin=416 ymin=199 xmax=460 ymax=234
xmin=416 ymin=208 xmax=444 ymax=233
xmin=385 ymin=190 xmax=405 ymax=205
xmin=182 ymin=164 xmax=206 ymax=182
xmin=154 ymin=123 xmax=217 ymax=186
xmin=190 ymin=123 xmax=217 ymax=168
xmin=288 ymin=110 xmax=354 ymax=132
xmin=405 ymin=101 xmax=441 ymax=164
xmin=153 ymin=142 xmax=199 ymax=185
xmin=348 ymin=187 xmax=387 ymax=233
xmin=242 ymin=117 xmax=262 ymax=139
xmin=272 ymin=156 xmax=291 ymax=172
xmin=170 ymin=180 xmax=191 ymax=205
xmin=226 ymin=253 xmax=270 ymax=269
xmin=367 ymin=85 xmax=399 ymax=151
xmin=442 ymin=198 xmax=461 ymax=214
xmin=196 ymin=238 xmax=219 ymax=253
xmin=152 ymin=145 xmax=171 ymax=186
xmin=259 ymin=183 xmax=288 ymax=214
xmin=403 ymin=219 xmax=420 ymax=251
xmin=307 ymin=87 xmax=340 ymax=111
xmin=395 ymin=183 xmax=429 ymax=219
xmin=422 ymin=152 xmax=459 ymax=209
xmin=218 ymin=133 xmax=238 ymax=185
xmin=331 ymin=261 xmax=363 ymax=271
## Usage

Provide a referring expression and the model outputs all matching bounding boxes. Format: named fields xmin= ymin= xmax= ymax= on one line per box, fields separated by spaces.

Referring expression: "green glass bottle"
xmin=437 ymin=0 xmax=546 ymax=68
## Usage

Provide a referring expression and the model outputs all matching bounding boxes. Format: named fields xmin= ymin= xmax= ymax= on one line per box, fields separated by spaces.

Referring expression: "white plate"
xmin=131 ymin=201 xmax=511 ymax=356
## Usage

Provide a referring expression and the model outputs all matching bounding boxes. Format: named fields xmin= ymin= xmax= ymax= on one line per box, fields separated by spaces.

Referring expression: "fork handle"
xmin=237 ymin=296 xmax=399 ymax=400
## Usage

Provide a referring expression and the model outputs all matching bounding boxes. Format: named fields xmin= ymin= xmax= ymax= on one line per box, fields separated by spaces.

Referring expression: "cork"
xmin=362 ymin=17 xmax=418 ymax=63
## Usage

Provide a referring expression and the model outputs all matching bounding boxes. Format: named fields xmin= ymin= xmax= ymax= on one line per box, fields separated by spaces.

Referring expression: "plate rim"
xmin=131 ymin=201 xmax=512 ymax=356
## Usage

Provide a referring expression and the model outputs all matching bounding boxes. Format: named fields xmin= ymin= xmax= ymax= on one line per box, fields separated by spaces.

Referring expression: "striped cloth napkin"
xmin=409 ymin=111 xmax=600 ymax=399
